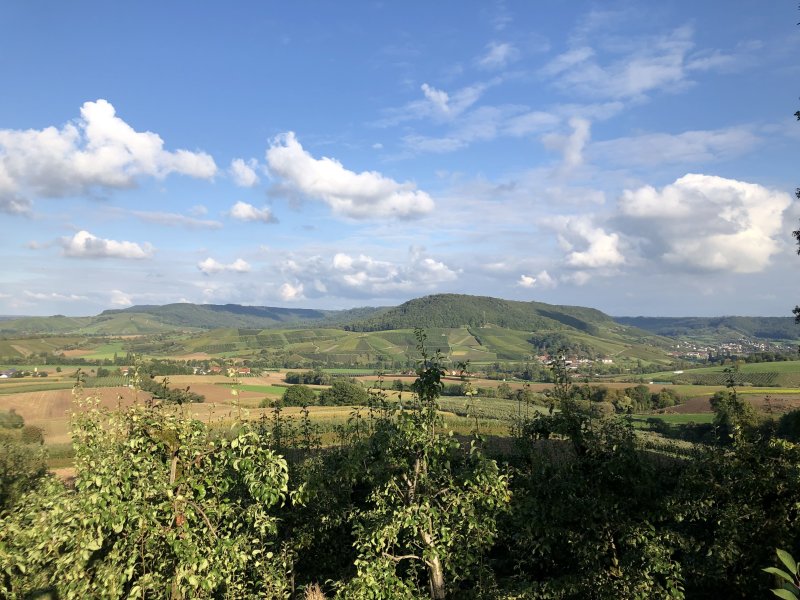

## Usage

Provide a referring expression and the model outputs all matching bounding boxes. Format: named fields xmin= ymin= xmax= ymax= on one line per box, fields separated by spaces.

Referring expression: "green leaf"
xmin=778 ymin=550 xmax=798 ymax=575
xmin=764 ymin=567 xmax=797 ymax=585
xmin=770 ymin=589 xmax=799 ymax=600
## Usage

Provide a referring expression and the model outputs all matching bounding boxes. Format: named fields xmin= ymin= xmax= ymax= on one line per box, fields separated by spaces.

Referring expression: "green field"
xmin=644 ymin=360 xmax=800 ymax=378
xmin=216 ymin=383 xmax=290 ymax=395
xmin=321 ymin=368 xmax=378 ymax=375
xmin=0 ymin=381 xmax=73 ymax=395
xmin=78 ymin=342 xmax=125 ymax=360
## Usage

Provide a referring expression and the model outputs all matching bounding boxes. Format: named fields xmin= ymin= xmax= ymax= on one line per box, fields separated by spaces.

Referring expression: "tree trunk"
xmin=427 ymin=553 xmax=446 ymax=600
xmin=420 ymin=528 xmax=446 ymax=599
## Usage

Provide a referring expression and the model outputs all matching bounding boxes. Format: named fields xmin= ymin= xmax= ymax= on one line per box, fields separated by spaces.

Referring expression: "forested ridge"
xmin=614 ymin=315 xmax=800 ymax=341
xmin=344 ymin=294 xmax=613 ymax=334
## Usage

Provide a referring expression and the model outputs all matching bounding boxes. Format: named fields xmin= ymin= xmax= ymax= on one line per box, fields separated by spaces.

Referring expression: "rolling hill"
xmin=0 ymin=303 xmax=387 ymax=335
xmin=0 ymin=294 xmax=677 ymax=366
xmin=614 ymin=316 xmax=800 ymax=342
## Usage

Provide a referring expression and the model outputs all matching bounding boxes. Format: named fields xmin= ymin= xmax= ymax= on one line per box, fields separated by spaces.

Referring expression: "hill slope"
xmin=614 ymin=316 xmax=800 ymax=341
xmin=347 ymin=294 xmax=616 ymax=335
xmin=0 ymin=304 xmax=387 ymax=335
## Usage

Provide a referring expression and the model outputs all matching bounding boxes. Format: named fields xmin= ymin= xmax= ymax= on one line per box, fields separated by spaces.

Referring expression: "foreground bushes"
xmin=1 ymin=345 xmax=799 ymax=598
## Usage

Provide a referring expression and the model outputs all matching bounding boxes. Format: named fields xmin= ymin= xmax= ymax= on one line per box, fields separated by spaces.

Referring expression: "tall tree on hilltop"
xmin=795 ymin=108 xmax=800 ymax=326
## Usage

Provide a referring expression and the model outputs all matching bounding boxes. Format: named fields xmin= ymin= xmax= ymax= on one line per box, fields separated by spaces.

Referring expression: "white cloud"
xmin=518 ymin=274 xmax=536 ymax=287
xmin=229 ymin=258 xmax=251 ymax=272
xmin=24 ymin=291 xmax=88 ymax=301
xmin=189 ymin=204 xmax=208 ymax=216
xmin=379 ymin=82 xmax=491 ymax=126
xmin=590 ymin=126 xmax=760 ymax=167
xmin=266 ymin=132 xmax=434 ymax=219
xmin=197 ymin=257 xmax=251 ymax=275
xmin=478 ymin=42 xmax=519 ymax=70
xmin=0 ymin=165 xmax=31 ymax=214
xmin=542 ymin=117 xmax=591 ymax=171
xmin=618 ymin=174 xmax=791 ymax=273
xmin=518 ymin=270 xmax=556 ymax=289
xmin=131 ymin=210 xmax=223 ymax=229
xmin=61 ymin=230 xmax=154 ymax=259
xmin=228 ymin=200 xmax=278 ymax=223
xmin=279 ymin=281 xmax=305 ymax=301
xmin=421 ymin=83 xmax=450 ymax=114
xmin=404 ymin=105 xmax=561 ymax=154
xmin=110 ymin=289 xmax=133 ymax=306
xmin=229 ymin=158 xmax=260 ymax=187
xmin=0 ymin=99 xmax=216 ymax=209
xmin=542 ymin=26 xmax=703 ymax=100
xmin=283 ymin=247 xmax=458 ymax=297
xmin=547 ymin=216 xmax=625 ymax=269
xmin=563 ymin=271 xmax=591 ymax=286
xmin=0 ymin=195 xmax=31 ymax=215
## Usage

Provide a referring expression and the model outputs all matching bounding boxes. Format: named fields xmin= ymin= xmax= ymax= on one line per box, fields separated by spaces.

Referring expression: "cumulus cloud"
xmin=282 ymin=247 xmax=458 ymax=298
xmin=617 ymin=173 xmax=791 ymax=273
xmin=547 ymin=216 xmax=625 ymax=269
xmin=229 ymin=158 xmax=260 ymax=187
xmin=60 ymin=230 xmax=154 ymax=259
xmin=197 ymin=257 xmax=251 ymax=275
xmin=228 ymin=200 xmax=278 ymax=223
xmin=110 ymin=289 xmax=133 ymax=306
xmin=279 ymin=281 xmax=305 ymax=301
xmin=517 ymin=270 xmax=556 ymax=289
xmin=0 ymin=99 xmax=216 ymax=210
xmin=477 ymin=42 xmax=518 ymax=70
xmin=266 ymin=132 xmax=434 ymax=219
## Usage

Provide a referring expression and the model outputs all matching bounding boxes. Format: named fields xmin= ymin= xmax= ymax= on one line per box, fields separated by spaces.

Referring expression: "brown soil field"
xmin=0 ymin=387 xmax=147 ymax=444
xmin=60 ymin=348 xmax=93 ymax=357
xmin=170 ymin=383 xmax=264 ymax=403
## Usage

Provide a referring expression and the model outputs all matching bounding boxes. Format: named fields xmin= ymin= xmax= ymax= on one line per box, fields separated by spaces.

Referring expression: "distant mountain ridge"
xmin=0 ymin=302 xmax=388 ymax=335
xmin=614 ymin=316 xmax=800 ymax=341
xmin=0 ymin=296 xmax=795 ymax=345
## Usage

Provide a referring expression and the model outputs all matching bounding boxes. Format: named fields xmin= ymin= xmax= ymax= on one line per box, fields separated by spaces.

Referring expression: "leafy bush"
xmin=19 ymin=425 xmax=44 ymax=445
xmin=0 ymin=434 xmax=47 ymax=512
xmin=0 ymin=410 xmax=24 ymax=430
xmin=318 ymin=380 xmax=368 ymax=406
xmin=0 ymin=401 xmax=290 ymax=598
xmin=777 ymin=409 xmax=800 ymax=442
xmin=281 ymin=384 xmax=317 ymax=407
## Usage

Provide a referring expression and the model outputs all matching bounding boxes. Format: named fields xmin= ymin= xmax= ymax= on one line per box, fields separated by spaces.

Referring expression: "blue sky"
xmin=1 ymin=1 xmax=798 ymax=317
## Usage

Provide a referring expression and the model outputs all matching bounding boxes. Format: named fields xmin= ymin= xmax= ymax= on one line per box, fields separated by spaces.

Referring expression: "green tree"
xmin=0 ymin=435 xmax=47 ymax=513
xmin=0 ymin=399 xmax=290 ymax=598
xmin=0 ymin=410 xmax=24 ymax=430
xmin=710 ymin=389 xmax=757 ymax=439
xmin=281 ymin=383 xmax=317 ymax=406
xmin=339 ymin=330 xmax=511 ymax=599
xmin=319 ymin=380 xmax=368 ymax=406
